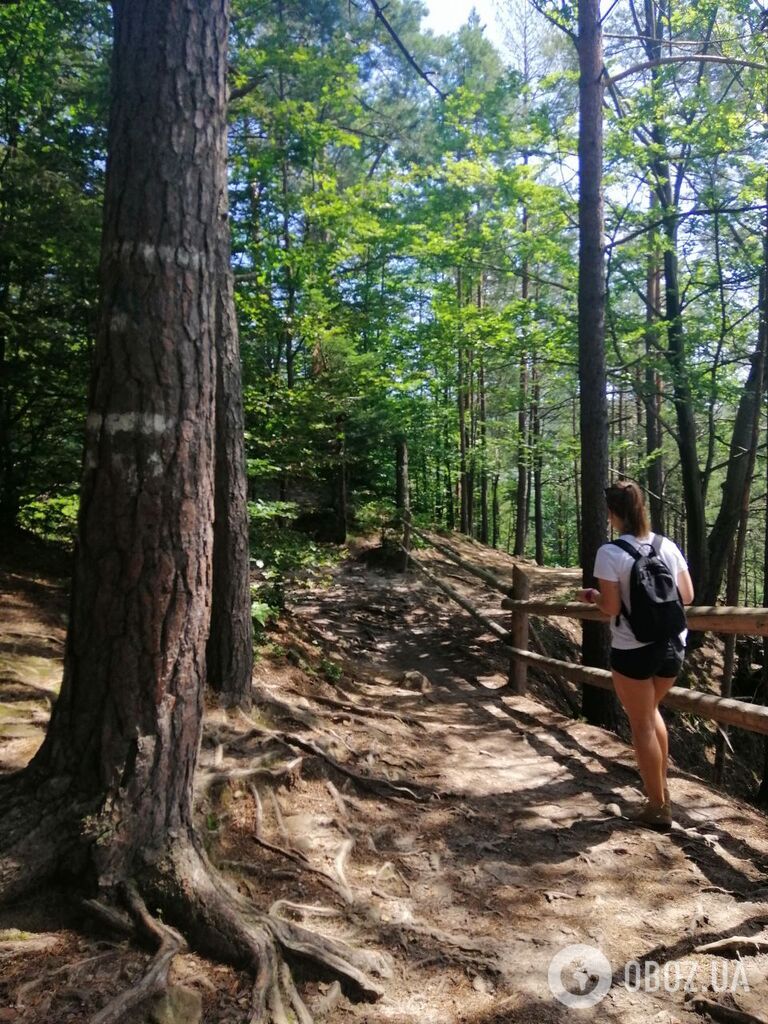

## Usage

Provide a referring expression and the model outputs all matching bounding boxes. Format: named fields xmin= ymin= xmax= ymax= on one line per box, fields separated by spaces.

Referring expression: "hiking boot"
xmin=630 ymin=798 xmax=672 ymax=829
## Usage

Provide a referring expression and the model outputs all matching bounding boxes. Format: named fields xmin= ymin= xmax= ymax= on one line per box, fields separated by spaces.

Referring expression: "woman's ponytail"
xmin=605 ymin=480 xmax=650 ymax=536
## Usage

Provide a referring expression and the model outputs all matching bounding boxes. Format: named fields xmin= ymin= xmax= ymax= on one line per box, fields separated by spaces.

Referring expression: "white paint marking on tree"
xmin=109 ymin=241 xmax=204 ymax=270
xmin=86 ymin=413 xmax=175 ymax=435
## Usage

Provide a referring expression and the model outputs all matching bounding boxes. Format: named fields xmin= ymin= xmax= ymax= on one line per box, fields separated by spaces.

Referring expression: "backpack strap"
xmin=610 ymin=538 xmax=640 ymax=560
xmin=609 ymin=539 xmax=640 ymax=628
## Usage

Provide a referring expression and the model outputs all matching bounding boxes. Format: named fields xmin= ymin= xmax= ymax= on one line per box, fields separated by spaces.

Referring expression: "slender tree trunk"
xmin=457 ymin=270 xmax=470 ymax=535
xmin=331 ymin=414 xmax=348 ymax=544
xmin=714 ymin=535 xmax=742 ymax=784
xmin=758 ymin=188 xmax=768 ymax=805
xmin=645 ymin=195 xmax=665 ymax=533
xmin=207 ymin=175 xmax=254 ymax=708
xmin=703 ymin=180 xmax=768 ymax=604
xmin=637 ymin=0 xmax=705 ymax=593
xmin=578 ymin=0 xmax=614 ymax=728
xmin=491 ymin=472 xmax=500 ymax=549
xmin=0 ymin=268 xmax=19 ymax=533
xmin=513 ymin=355 xmax=529 ymax=556
xmin=532 ymin=353 xmax=543 ymax=565
xmin=466 ymin=341 xmax=475 ymax=537
xmin=478 ymin=337 xmax=489 ymax=545
xmin=444 ymin=439 xmax=455 ymax=532
xmin=395 ymin=433 xmax=410 ymax=569
xmin=573 ymin=395 xmax=582 ymax=565
xmin=760 ymin=448 xmax=768 ymax=804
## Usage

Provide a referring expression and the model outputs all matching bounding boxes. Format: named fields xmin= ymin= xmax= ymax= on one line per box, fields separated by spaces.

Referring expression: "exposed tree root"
xmin=1 ymin=780 xmax=388 ymax=1023
xmin=139 ymin=835 xmax=390 ymax=1009
xmin=284 ymin=687 xmax=428 ymax=731
xmin=89 ymin=884 xmax=186 ymax=1024
xmin=233 ymin=703 xmax=433 ymax=801
xmin=280 ymin=961 xmax=314 ymax=1024
xmin=198 ymin=758 xmax=304 ymax=794
xmin=269 ymin=899 xmax=343 ymax=921
xmin=244 ymin=721 xmax=431 ymax=802
xmin=694 ymin=932 xmax=768 ymax=956
xmin=691 ymin=997 xmax=767 ymax=1024
xmin=244 ymin=783 xmax=499 ymax=977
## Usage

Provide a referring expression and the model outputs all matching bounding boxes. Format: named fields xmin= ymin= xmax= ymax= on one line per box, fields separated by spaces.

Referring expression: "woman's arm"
xmin=677 ymin=568 xmax=694 ymax=605
xmin=578 ymin=579 xmax=620 ymax=616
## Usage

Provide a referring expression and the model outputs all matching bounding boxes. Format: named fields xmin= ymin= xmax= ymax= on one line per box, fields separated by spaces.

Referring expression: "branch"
xmin=230 ymin=74 xmax=268 ymax=102
xmin=608 ymin=54 xmax=766 ymax=86
xmin=609 ymin=204 xmax=768 ymax=250
xmin=365 ymin=0 xmax=447 ymax=100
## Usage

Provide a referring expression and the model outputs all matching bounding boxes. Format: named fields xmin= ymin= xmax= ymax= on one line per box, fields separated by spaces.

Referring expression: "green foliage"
xmin=4 ymin=0 xmax=768 ymax=605
xmin=248 ymin=500 xmax=343 ymax=635
xmin=319 ymin=657 xmax=342 ymax=684
xmin=17 ymin=494 xmax=79 ymax=544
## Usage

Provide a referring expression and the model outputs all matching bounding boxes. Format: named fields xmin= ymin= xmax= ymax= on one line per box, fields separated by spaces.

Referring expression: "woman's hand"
xmin=577 ymin=588 xmax=599 ymax=604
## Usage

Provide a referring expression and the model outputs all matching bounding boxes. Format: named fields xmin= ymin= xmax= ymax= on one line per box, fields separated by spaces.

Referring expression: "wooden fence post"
xmin=509 ymin=566 xmax=530 ymax=693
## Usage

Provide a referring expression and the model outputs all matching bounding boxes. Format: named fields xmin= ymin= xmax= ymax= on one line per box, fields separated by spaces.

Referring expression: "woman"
xmin=578 ymin=480 xmax=694 ymax=828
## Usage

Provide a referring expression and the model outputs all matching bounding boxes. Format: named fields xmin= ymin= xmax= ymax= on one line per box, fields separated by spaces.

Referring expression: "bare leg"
xmin=653 ymin=677 xmax=676 ymax=794
xmin=612 ymin=671 xmax=665 ymax=806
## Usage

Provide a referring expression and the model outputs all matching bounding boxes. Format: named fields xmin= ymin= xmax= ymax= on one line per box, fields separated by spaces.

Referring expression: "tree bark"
xmin=479 ymin=341 xmax=489 ymax=545
xmin=395 ymin=433 xmax=410 ymax=568
xmin=578 ymin=0 xmax=615 ymax=728
xmin=207 ymin=169 xmax=254 ymax=709
xmin=645 ymin=196 xmax=665 ymax=533
xmin=491 ymin=472 xmax=500 ymax=549
xmin=0 ymin=6 xmax=386 ymax=1010
xmin=532 ymin=353 xmax=543 ymax=565
xmin=513 ymin=354 xmax=529 ymax=556
xmin=703 ymin=181 xmax=768 ymax=605
xmin=23 ymin=0 xmax=225 ymax=887
xmin=636 ymin=0 xmax=706 ymax=593
xmin=457 ymin=270 xmax=471 ymax=535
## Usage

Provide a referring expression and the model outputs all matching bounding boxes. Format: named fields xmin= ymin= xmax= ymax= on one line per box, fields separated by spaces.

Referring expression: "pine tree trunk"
xmin=207 ymin=181 xmax=254 ymax=708
xmin=703 ymin=275 xmax=768 ymax=603
xmin=757 ymin=189 xmax=768 ymax=805
xmin=532 ymin=354 xmax=543 ymax=565
xmin=457 ymin=270 xmax=470 ymax=535
xmin=395 ymin=434 xmax=410 ymax=569
xmin=20 ymin=0 xmax=227 ymax=888
xmin=478 ymin=339 xmax=489 ymax=545
xmin=491 ymin=473 xmax=500 ymax=549
xmin=645 ymin=198 xmax=665 ymax=533
xmin=513 ymin=355 xmax=529 ymax=556
xmin=640 ymin=1 xmax=706 ymax=594
xmin=577 ymin=0 xmax=614 ymax=728
xmin=0 ymin=286 xmax=19 ymax=534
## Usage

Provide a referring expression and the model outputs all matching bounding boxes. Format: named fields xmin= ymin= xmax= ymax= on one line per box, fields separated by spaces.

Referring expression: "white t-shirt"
xmin=593 ymin=533 xmax=689 ymax=650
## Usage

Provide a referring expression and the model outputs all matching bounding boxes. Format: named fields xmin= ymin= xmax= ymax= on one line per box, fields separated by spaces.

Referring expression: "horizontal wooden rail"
xmin=501 ymin=598 xmax=768 ymax=637
xmin=403 ymin=548 xmax=768 ymax=737
xmin=409 ymin=524 xmax=513 ymax=596
xmin=503 ymin=645 xmax=768 ymax=736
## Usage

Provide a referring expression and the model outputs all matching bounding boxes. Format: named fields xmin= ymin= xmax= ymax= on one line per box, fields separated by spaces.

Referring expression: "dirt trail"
xmin=1 ymin=537 xmax=768 ymax=1023
xmin=279 ymin=540 xmax=768 ymax=1022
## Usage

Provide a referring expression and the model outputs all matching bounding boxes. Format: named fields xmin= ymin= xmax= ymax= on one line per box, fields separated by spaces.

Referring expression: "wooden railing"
xmin=402 ymin=527 xmax=768 ymax=738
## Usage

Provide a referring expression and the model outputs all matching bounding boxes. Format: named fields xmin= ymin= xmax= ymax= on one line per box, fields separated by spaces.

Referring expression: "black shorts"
xmin=610 ymin=638 xmax=684 ymax=681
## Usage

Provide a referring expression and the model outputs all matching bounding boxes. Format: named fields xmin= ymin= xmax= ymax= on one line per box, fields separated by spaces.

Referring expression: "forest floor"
xmin=1 ymin=532 xmax=768 ymax=1023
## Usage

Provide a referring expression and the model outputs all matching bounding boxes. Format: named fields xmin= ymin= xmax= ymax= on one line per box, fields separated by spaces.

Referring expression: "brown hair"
xmin=605 ymin=480 xmax=650 ymax=537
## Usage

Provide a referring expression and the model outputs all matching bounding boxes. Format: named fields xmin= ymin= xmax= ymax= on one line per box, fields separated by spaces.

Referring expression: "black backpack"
xmin=611 ymin=535 xmax=687 ymax=643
